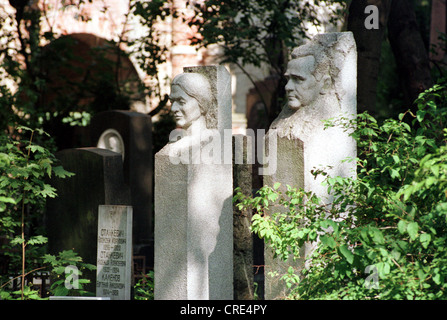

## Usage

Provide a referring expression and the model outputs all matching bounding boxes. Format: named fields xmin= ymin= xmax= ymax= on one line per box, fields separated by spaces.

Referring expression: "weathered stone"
xmin=154 ymin=65 xmax=233 ymax=300
xmin=263 ymin=32 xmax=357 ymax=299
xmin=233 ymin=134 xmax=254 ymax=300
xmin=96 ymin=205 xmax=133 ymax=300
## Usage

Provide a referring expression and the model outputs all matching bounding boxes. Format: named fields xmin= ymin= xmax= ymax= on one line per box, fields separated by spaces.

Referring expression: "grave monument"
xmin=96 ymin=205 xmax=133 ymax=300
xmin=263 ymin=32 xmax=357 ymax=299
xmin=154 ymin=66 xmax=233 ymax=300
xmin=46 ymin=148 xmax=131 ymax=293
xmin=90 ymin=110 xmax=153 ymax=266
xmin=232 ymin=134 xmax=254 ymax=300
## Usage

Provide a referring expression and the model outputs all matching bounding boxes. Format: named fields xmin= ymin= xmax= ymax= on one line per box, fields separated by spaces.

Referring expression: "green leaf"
xmin=425 ymin=176 xmax=437 ymax=188
xmin=369 ymin=227 xmax=385 ymax=245
xmin=320 ymin=235 xmax=337 ymax=248
xmin=379 ymin=262 xmax=391 ymax=276
xmin=10 ymin=237 xmax=25 ymax=245
xmin=27 ymin=235 xmax=48 ymax=245
xmin=38 ymin=158 xmax=53 ymax=178
xmin=0 ymin=196 xmax=16 ymax=205
xmin=391 ymin=249 xmax=401 ymax=261
xmin=417 ymin=269 xmax=427 ymax=283
xmin=267 ymin=192 xmax=278 ymax=202
xmin=339 ymin=245 xmax=354 ymax=264
xmin=273 ymin=182 xmax=281 ymax=190
xmin=420 ymin=233 xmax=431 ymax=249
xmin=53 ymin=286 xmax=69 ymax=296
xmin=83 ymin=263 xmax=96 ymax=271
xmin=43 ymin=254 xmax=57 ymax=266
xmin=433 ymin=273 xmax=442 ymax=285
xmin=77 ymin=279 xmax=91 ymax=284
xmin=416 ymin=109 xmax=426 ymax=122
xmin=407 ymin=222 xmax=419 ymax=240
xmin=0 ymin=152 xmax=11 ymax=166
xmin=53 ymin=266 xmax=66 ymax=275
xmin=16 ymin=125 xmax=33 ymax=133
xmin=52 ymin=166 xmax=75 ymax=178
xmin=389 ymin=168 xmax=401 ymax=179
xmin=26 ymin=144 xmax=46 ymax=154
xmin=397 ymin=220 xmax=408 ymax=234
xmin=431 ymin=165 xmax=440 ymax=177
xmin=320 ymin=219 xmax=339 ymax=236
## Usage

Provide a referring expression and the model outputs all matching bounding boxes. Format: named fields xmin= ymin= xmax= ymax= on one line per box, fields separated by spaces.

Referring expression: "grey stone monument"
xmin=154 ymin=65 xmax=233 ymax=300
xmin=96 ymin=205 xmax=133 ymax=300
xmin=233 ymin=134 xmax=254 ymax=300
xmin=90 ymin=110 xmax=153 ymax=264
xmin=46 ymin=148 xmax=131 ymax=292
xmin=263 ymin=32 xmax=357 ymax=299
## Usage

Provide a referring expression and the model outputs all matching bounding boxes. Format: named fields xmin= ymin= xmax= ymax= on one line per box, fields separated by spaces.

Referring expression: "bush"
xmin=234 ymin=78 xmax=447 ymax=299
xmin=134 ymin=271 xmax=155 ymax=300
xmin=0 ymin=127 xmax=93 ymax=299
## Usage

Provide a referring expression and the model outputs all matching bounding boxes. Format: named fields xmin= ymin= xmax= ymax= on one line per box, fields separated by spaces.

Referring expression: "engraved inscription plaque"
xmin=96 ymin=205 xmax=133 ymax=300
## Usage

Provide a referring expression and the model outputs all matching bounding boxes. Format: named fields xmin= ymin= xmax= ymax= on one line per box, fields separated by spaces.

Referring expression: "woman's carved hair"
xmin=171 ymin=72 xmax=216 ymax=129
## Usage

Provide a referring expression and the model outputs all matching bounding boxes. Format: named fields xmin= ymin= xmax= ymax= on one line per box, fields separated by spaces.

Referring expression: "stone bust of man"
xmin=270 ymin=39 xmax=336 ymax=139
xmin=285 ymin=49 xmax=331 ymax=111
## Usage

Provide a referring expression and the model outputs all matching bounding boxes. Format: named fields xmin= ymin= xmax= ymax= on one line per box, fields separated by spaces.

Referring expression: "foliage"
xmin=0 ymin=1 xmax=174 ymax=300
xmin=0 ymin=1 xmax=44 ymax=134
xmin=0 ymin=0 xmax=174 ymax=150
xmin=134 ymin=271 xmax=155 ymax=300
xmin=0 ymin=283 xmax=44 ymax=300
xmin=0 ymin=126 xmax=74 ymax=299
xmin=186 ymin=0 xmax=346 ymax=121
xmin=43 ymin=250 xmax=96 ymax=297
xmin=234 ymin=78 xmax=447 ymax=299
xmin=130 ymin=0 xmax=171 ymax=88
xmin=0 ymin=2 xmax=95 ymax=144
xmin=0 ymin=126 xmax=73 ymax=265
xmin=187 ymin=0 xmax=345 ymax=69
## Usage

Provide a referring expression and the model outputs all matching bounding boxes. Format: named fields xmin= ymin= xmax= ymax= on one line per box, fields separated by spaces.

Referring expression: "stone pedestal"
xmin=154 ymin=65 xmax=233 ymax=300
xmin=263 ymin=32 xmax=357 ymax=299
xmin=233 ymin=134 xmax=254 ymax=300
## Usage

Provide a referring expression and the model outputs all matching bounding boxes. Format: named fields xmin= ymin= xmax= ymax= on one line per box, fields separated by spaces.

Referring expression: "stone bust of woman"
xmin=169 ymin=72 xmax=215 ymax=135
xmin=164 ymin=72 xmax=216 ymax=163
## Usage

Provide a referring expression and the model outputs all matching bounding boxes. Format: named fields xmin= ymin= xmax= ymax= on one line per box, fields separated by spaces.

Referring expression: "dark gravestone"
xmin=46 ymin=148 xmax=131 ymax=291
xmin=90 ymin=110 xmax=153 ymax=264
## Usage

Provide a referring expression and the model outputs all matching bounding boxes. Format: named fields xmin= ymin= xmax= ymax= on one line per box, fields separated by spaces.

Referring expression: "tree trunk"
xmin=387 ymin=0 xmax=433 ymax=108
xmin=347 ymin=0 xmax=392 ymax=115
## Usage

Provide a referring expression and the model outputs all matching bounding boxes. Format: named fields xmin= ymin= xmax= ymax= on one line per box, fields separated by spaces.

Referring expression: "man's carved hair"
xmin=291 ymin=41 xmax=330 ymax=83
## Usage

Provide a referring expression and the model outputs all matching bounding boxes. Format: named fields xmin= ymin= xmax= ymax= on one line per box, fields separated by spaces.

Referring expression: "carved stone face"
xmin=285 ymin=55 xmax=324 ymax=110
xmin=97 ymin=128 xmax=125 ymax=161
xmin=170 ymin=84 xmax=202 ymax=129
